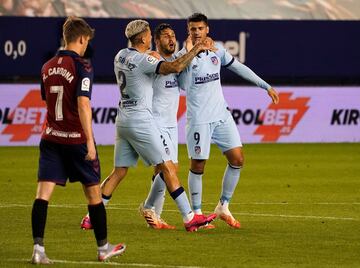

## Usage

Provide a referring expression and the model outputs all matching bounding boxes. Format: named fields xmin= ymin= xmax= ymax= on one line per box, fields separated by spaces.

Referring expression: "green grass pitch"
xmin=0 ymin=143 xmax=359 ymax=267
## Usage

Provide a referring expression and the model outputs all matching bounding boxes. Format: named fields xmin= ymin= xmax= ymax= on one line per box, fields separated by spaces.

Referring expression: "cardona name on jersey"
xmin=165 ymin=78 xmax=178 ymax=88
xmin=194 ymin=72 xmax=220 ymax=84
xmin=42 ymin=67 xmax=74 ymax=83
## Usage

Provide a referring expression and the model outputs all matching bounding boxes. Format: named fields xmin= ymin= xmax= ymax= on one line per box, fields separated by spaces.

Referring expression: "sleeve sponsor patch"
xmin=146 ymin=55 xmax=158 ymax=65
xmin=81 ymin=77 xmax=91 ymax=91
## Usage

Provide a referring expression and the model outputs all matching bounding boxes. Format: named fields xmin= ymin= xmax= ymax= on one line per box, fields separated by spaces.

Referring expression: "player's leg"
xmin=152 ymin=165 xmax=166 ymax=217
xmin=69 ymin=142 xmax=126 ymax=261
xmin=31 ymin=139 xmax=67 ymax=264
xmin=158 ymin=160 xmax=216 ymax=231
xmin=81 ymin=128 xmax=136 ymax=229
xmin=153 ymin=127 xmax=179 ymax=218
xmin=83 ymin=184 xmax=126 ymax=261
xmin=31 ymin=182 xmax=56 ymax=265
xmin=186 ymin=123 xmax=212 ymax=215
xmin=212 ymin=115 xmax=243 ymax=228
xmin=100 ymin=126 xmax=136 ymax=203
xmin=142 ymin=127 xmax=177 ymax=229
xmin=131 ymin=121 xmax=216 ymax=231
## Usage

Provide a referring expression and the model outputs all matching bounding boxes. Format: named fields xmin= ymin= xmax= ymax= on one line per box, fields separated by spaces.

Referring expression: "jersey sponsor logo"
xmin=194 ymin=73 xmax=220 ymax=84
xmin=165 ymin=78 xmax=178 ymax=88
xmin=146 ymin=55 xmax=158 ymax=64
xmin=44 ymin=128 xmax=81 ymax=138
xmin=1 ymin=90 xmax=47 ymax=141
xmin=211 ymin=56 xmax=219 ymax=65
xmin=45 ymin=127 xmax=52 ymax=134
xmin=120 ymin=99 xmax=138 ymax=108
xmin=81 ymin=77 xmax=91 ymax=91
xmin=253 ymin=92 xmax=310 ymax=142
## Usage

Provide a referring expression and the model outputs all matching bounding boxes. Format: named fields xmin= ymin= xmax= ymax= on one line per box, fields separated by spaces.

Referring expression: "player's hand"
xmin=85 ymin=140 xmax=97 ymax=161
xmin=268 ymin=87 xmax=279 ymax=104
xmin=204 ymin=37 xmax=217 ymax=52
xmin=147 ymin=50 xmax=161 ymax=60
xmin=195 ymin=37 xmax=217 ymax=53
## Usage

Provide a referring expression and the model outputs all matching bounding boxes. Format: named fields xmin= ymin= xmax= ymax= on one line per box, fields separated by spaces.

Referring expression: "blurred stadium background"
xmin=0 ymin=1 xmax=359 ymax=267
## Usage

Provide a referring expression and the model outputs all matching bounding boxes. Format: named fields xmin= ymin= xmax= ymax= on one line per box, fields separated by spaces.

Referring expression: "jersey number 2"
xmin=50 ymin=85 xmax=64 ymax=121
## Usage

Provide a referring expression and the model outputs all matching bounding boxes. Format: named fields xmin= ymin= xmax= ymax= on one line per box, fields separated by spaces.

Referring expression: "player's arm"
xmin=158 ymin=37 xmax=214 ymax=75
xmin=76 ymin=58 xmax=96 ymax=160
xmin=78 ymin=96 xmax=96 ymax=161
xmin=227 ymin=59 xmax=279 ymax=104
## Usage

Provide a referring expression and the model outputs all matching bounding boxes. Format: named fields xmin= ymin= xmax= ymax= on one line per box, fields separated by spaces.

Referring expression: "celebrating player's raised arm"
xmin=158 ymin=37 xmax=214 ymax=75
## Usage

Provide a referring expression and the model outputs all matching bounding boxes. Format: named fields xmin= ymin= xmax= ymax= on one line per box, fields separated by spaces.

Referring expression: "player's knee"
xmin=161 ymin=161 xmax=176 ymax=178
xmin=113 ymin=167 xmax=127 ymax=180
xmin=230 ymin=155 xmax=244 ymax=167
xmin=191 ymin=159 xmax=206 ymax=173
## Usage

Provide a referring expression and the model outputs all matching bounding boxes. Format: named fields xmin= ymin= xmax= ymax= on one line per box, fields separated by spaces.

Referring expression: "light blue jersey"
xmin=178 ymin=42 xmax=271 ymax=125
xmin=114 ymin=48 xmax=161 ymax=127
xmin=152 ymin=55 xmax=180 ymax=128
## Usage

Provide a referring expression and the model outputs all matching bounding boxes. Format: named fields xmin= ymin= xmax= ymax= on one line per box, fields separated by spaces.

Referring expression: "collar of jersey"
xmin=56 ymin=50 xmax=80 ymax=57
xmin=128 ymin=47 xmax=138 ymax=52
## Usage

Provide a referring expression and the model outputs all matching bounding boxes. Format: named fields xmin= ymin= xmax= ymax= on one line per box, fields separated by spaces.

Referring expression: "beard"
xmin=160 ymin=44 xmax=175 ymax=55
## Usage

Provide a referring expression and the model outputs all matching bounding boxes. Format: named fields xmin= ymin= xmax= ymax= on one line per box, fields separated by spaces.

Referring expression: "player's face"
xmin=188 ymin=21 xmax=209 ymax=44
xmin=157 ymin=28 xmax=176 ymax=56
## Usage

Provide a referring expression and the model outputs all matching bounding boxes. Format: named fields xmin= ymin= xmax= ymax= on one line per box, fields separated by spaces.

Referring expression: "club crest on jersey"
xmin=211 ymin=56 xmax=218 ymax=65
xmin=81 ymin=78 xmax=90 ymax=91
xmin=146 ymin=55 xmax=158 ymax=65
xmin=165 ymin=147 xmax=170 ymax=155
xmin=194 ymin=146 xmax=201 ymax=155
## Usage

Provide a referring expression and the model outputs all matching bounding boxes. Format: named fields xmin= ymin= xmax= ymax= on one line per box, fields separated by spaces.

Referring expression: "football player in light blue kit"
xmin=81 ymin=19 xmax=217 ymax=232
xmin=178 ymin=13 xmax=279 ymax=228
xmin=139 ymin=23 xmax=180 ymax=229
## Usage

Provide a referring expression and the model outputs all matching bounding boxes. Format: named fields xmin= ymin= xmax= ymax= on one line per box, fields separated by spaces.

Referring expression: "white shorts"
xmin=186 ymin=114 xmax=242 ymax=160
xmin=114 ymin=120 xmax=172 ymax=167
xmin=158 ymin=126 xmax=178 ymax=163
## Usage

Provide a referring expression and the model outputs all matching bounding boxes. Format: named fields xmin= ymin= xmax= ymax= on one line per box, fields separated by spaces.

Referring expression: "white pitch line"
xmin=9 ymin=258 xmax=204 ymax=268
xmin=163 ymin=209 xmax=359 ymax=221
xmin=207 ymin=202 xmax=360 ymax=205
xmin=0 ymin=203 xmax=358 ymax=221
xmin=232 ymin=212 xmax=357 ymax=221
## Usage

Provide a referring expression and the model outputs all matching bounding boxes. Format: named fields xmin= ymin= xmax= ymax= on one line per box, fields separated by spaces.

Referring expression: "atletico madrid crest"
xmin=211 ymin=56 xmax=218 ymax=65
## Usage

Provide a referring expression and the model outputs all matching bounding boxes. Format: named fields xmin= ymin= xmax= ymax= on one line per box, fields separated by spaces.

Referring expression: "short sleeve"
xmin=75 ymin=58 xmax=94 ymax=99
xmin=139 ymin=54 xmax=162 ymax=75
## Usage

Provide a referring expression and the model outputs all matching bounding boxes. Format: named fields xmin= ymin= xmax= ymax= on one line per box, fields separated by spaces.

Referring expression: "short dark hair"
xmin=154 ymin=23 xmax=173 ymax=40
xmin=187 ymin=13 xmax=208 ymax=25
xmin=63 ymin=16 xmax=94 ymax=45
